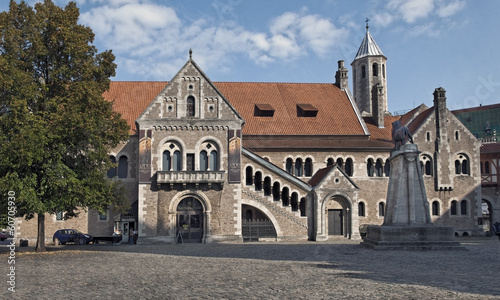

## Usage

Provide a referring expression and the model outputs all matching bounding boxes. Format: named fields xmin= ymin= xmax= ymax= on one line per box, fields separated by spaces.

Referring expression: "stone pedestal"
xmin=361 ymin=144 xmax=464 ymax=250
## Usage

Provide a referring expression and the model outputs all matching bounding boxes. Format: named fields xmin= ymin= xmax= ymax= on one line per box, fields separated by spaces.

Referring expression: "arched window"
xmin=450 ymin=200 xmax=458 ymax=215
xmin=165 ymin=142 xmax=182 ymax=171
xmin=163 ymin=150 xmax=171 ymax=171
xmin=367 ymin=159 xmax=375 ymax=177
xmin=209 ymin=151 xmax=218 ymax=170
xmin=118 ymin=155 xmax=128 ymax=178
xmin=107 ymin=156 xmax=117 ymax=178
xmin=254 ymin=172 xmax=262 ymax=191
xmin=264 ymin=177 xmax=272 ymax=196
xmin=291 ymin=193 xmax=299 ymax=211
xmin=361 ymin=65 xmax=366 ymax=78
xmin=199 ymin=150 xmax=208 ymax=171
xmin=299 ymin=197 xmax=306 ymax=216
xmin=455 ymin=131 xmax=459 ymax=140
xmin=382 ymin=64 xmax=385 ymax=78
xmin=384 ymin=159 xmax=390 ymax=177
xmin=286 ymin=158 xmax=294 ymax=174
xmin=295 ymin=158 xmax=303 ymax=177
xmin=304 ymin=158 xmax=313 ymax=177
xmin=372 ymin=62 xmax=379 ymax=77
xmin=327 ymin=158 xmax=334 ymax=167
xmin=245 ymin=166 xmax=253 ymax=186
xmin=272 ymin=182 xmax=280 ymax=201
xmin=358 ymin=202 xmax=365 ymax=217
xmin=455 ymin=153 xmax=469 ymax=175
xmin=432 ymin=201 xmax=440 ymax=216
xmin=375 ymin=159 xmax=383 ymax=177
xmin=186 ymin=95 xmax=195 ymax=117
xmin=460 ymin=200 xmax=468 ymax=215
xmin=336 ymin=158 xmax=344 ymax=170
xmin=281 ymin=187 xmax=289 ymax=206
xmin=345 ymin=158 xmax=353 ymax=176
xmin=378 ymin=202 xmax=385 ymax=217
xmin=200 ymin=141 xmax=218 ymax=171
xmin=420 ymin=155 xmax=433 ymax=176
xmin=426 ymin=132 xmax=431 ymax=142
xmin=173 ymin=150 xmax=181 ymax=171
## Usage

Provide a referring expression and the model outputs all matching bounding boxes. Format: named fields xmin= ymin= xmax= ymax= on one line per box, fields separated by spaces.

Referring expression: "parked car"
xmin=53 ymin=229 xmax=92 ymax=245
xmin=0 ymin=232 xmax=8 ymax=241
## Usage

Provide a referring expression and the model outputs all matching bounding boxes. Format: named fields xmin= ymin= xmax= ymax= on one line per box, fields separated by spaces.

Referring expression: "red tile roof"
xmin=480 ymin=143 xmax=500 ymax=154
xmin=104 ymin=81 xmax=167 ymax=134
xmin=105 ymin=81 xmax=367 ymax=137
xmin=215 ymin=82 xmax=366 ymax=136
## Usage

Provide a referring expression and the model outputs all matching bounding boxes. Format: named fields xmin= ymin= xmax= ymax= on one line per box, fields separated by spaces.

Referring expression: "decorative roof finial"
xmin=189 ymin=49 xmax=192 ymax=59
xmin=365 ymin=18 xmax=369 ymax=31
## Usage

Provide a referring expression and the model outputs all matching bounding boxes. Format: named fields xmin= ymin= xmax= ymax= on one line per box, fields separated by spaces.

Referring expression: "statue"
xmin=391 ymin=120 xmax=413 ymax=150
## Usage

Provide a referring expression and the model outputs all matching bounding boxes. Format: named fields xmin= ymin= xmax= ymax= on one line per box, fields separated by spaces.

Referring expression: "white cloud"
xmin=436 ymin=0 xmax=466 ymax=18
xmin=80 ymin=2 xmax=349 ymax=80
xmin=388 ymin=0 xmax=434 ymax=23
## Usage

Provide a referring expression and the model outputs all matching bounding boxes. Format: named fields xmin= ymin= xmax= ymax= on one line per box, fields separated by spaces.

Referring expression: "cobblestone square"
xmin=1 ymin=237 xmax=499 ymax=299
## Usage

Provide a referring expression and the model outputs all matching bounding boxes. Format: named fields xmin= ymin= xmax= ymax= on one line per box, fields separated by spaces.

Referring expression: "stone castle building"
xmin=16 ymin=26 xmax=484 ymax=244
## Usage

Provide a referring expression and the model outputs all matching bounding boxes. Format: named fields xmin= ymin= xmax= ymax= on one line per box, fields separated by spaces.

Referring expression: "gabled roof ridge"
xmin=452 ymin=103 xmax=500 ymax=114
xmin=407 ymin=107 xmax=434 ymax=134
xmin=308 ymin=163 xmax=359 ymax=189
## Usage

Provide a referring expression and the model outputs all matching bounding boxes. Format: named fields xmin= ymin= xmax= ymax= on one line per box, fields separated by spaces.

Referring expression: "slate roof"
xmin=354 ymin=27 xmax=385 ymax=60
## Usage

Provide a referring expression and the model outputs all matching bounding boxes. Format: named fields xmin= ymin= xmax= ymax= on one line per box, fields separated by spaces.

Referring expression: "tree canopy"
xmin=0 ymin=0 xmax=129 ymax=251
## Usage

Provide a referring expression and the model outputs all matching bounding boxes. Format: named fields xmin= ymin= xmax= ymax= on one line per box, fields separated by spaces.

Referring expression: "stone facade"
xmin=14 ymin=30 xmax=485 ymax=245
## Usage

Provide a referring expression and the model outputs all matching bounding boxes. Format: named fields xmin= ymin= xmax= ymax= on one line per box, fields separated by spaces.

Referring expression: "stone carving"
xmin=391 ymin=120 xmax=413 ymax=149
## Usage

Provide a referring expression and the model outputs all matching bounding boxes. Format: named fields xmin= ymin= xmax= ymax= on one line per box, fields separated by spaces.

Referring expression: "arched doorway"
xmin=325 ymin=196 xmax=351 ymax=238
xmin=177 ymin=197 xmax=204 ymax=243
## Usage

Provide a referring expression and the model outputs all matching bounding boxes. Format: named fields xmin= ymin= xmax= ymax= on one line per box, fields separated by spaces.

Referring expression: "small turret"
xmin=335 ymin=60 xmax=349 ymax=90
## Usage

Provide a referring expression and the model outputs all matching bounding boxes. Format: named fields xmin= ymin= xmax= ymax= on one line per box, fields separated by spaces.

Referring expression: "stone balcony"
xmin=156 ymin=170 xmax=225 ymax=187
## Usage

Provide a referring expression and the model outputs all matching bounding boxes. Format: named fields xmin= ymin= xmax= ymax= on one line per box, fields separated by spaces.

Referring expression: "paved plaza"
xmin=1 ymin=236 xmax=499 ymax=299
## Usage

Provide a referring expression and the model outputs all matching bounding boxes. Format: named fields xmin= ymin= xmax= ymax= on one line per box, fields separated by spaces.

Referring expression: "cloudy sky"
xmin=1 ymin=0 xmax=499 ymax=113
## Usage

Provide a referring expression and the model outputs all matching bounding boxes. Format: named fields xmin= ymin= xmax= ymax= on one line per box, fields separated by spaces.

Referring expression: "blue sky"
xmin=2 ymin=0 xmax=499 ymax=114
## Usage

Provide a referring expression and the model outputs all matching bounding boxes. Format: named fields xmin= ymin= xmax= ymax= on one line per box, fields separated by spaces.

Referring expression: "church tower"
xmin=351 ymin=20 xmax=388 ymax=128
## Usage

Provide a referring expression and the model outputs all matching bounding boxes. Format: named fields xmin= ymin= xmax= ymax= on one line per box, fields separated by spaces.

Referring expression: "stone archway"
xmin=176 ymin=197 xmax=204 ymax=243
xmin=323 ymin=195 xmax=352 ymax=239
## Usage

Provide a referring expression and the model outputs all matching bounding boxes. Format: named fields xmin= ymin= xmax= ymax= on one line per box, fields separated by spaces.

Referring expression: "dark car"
xmin=0 ymin=232 xmax=8 ymax=241
xmin=53 ymin=229 xmax=92 ymax=245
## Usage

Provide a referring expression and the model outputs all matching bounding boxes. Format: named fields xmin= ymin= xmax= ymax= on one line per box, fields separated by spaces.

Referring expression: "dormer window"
xmin=254 ymin=104 xmax=275 ymax=117
xmin=297 ymin=104 xmax=318 ymax=117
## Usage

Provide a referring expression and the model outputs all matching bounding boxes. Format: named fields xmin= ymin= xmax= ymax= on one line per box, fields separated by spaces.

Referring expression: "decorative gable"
xmin=136 ymin=55 xmax=243 ymax=127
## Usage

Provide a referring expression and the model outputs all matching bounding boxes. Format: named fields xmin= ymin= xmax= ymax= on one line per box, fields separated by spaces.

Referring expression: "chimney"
xmin=372 ymin=83 xmax=385 ymax=128
xmin=335 ymin=60 xmax=349 ymax=90
xmin=433 ymin=87 xmax=447 ymax=139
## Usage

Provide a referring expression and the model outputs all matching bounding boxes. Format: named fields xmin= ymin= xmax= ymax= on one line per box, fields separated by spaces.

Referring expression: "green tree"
xmin=0 ymin=0 xmax=129 ymax=251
